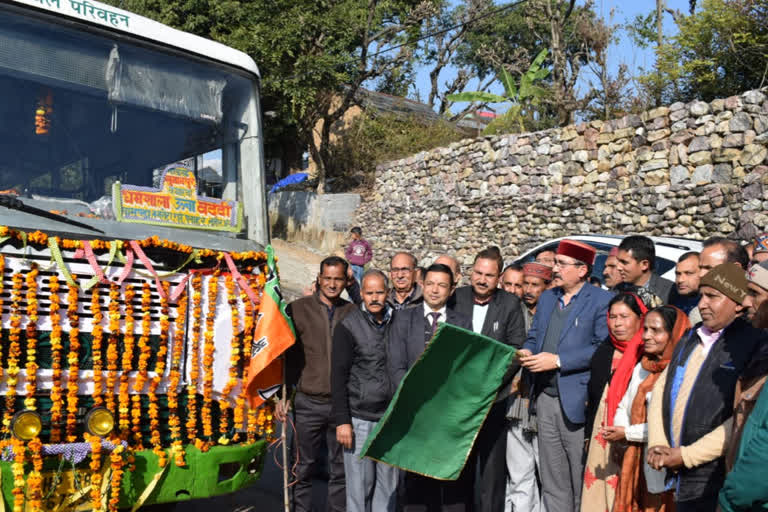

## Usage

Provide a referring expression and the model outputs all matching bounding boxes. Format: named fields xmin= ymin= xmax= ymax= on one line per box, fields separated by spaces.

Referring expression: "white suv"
xmin=512 ymin=235 xmax=703 ymax=282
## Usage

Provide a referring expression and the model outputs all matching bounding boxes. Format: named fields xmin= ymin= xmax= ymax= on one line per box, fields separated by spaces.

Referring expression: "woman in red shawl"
xmin=581 ymin=293 xmax=648 ymax=512
xmin=611 ymin=305 xmax=691 ymax=512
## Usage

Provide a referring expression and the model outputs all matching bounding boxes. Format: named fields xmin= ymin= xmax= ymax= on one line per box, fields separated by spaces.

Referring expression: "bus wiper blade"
xmin=0 ymin=195 xmax=105 ymax=234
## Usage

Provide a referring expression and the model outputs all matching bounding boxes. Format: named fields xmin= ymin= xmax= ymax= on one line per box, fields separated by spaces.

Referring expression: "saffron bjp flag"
xmin=360 ymin=324 xmax=516 ymax=480
xmin=245 ymin=245 xmax=296 ymax=408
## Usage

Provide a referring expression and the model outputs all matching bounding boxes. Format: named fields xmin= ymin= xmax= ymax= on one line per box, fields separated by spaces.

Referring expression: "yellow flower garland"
xmin=109 ymin=445 xmax=125 ymax=512
xmin=148 ymin=281 xmax=170 ymax=467
xmin=86 ymin=433 xmax=102 ymax=511
xmin=91 ymin=286 xmax=104 ymax=407
xmin=218 ymin=274 xmax=242 ymax=439
xmin=237 ymin=288 xmax=256 ymax=437
xmin=27 ymin=437 xmax=43 ymax=512
xmin=186 ymin=274 xmax=203 ymax=443
xmin=65 ymin=279 xmax=81 ymax=442
xmin=3 ymin=272 xmax=24 ymax=438
xmin=168 ymin=290 xmax=188 ymax=466
xmin=24 ymin=265 xmax=40 ymax=411
xmin=49 ymin=274 xmax=64 ymax=443
xmin=201 ymin=270 xmax=220 ymax=444
xmin=106 ymin=284 xmax=121 ymax=417
xmin=11 ymin=437 xmax=26 ymax=512
xmin=119 ymin=284 xmax=136 ymax=436
xmin=0 ymin=254 xmax=5 ymax=381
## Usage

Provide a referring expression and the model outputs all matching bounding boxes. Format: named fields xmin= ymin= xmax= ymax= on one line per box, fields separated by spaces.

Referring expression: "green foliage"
xmin=647 ymin=0 xmax=768 ymax=103
xmin=446 ymin=49 xmax=550 ymax=133
xmin=326 ymin=110 xmax=465 ymax=189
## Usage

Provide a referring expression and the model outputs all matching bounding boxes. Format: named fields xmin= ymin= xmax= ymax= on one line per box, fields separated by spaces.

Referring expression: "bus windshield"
xmin=0 ymin=7 xmax=264 ymax=244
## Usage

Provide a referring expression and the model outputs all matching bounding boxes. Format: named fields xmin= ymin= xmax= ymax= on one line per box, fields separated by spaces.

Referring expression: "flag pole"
xmin=282 ymin=360 xmax=290 ymax=512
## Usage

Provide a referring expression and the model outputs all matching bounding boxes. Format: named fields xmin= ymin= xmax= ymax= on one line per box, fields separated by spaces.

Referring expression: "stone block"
xmin=744 ymin=90 xmax=767 ymax=104
xmin=647 ymin=129 xmax=671 ymax=142
xmin=713 ymin=164 xmax=732 ymax=183
xmin=725 ymin=95 xmax=742 ymax=110
xmin=723 ymin=133 xmax=745 ymax=148
xmin=713 ymin=148 xmax=741 ymax=163
xmin=692 ymin=164 xmax=714 ymax=184
xmin=640 ymin=159 xmax=668 ymax=172
xmin=711 ymin=99 xmax=725 ymax=112
xmin=741 ymin=145 xmax=768 ymax=166
xmin=688 ymin=136 xmax=711 ymax=152
xmin=690 ymin=101 xmax=710 ymax=116
xmin=670 ymin=165 xmax=690 ymax=185
xmin=670 ymin=109 xmax=688 ymax=122
xmin=730 ymin=112 xmax=753 ymax=132
xmin=688 ymin=151 xmax=712 ymax=166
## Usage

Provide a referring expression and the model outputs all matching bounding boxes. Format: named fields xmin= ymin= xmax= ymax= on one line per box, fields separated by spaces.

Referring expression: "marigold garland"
xmin=49 ymin=274 xmax=64 ymax=442
xmin=3 ymin=272 xmax=24 ymax=437
xmin=105 ymin=283 xmax=121 ymax=417
xmin=91 ymin=286 xmax=104 ymax=407
xmin=255 ymin=402 xmax=277 ymax=442
xmin=86 ymin=433 xmax=102 ymax=511
xmin=186 ymin=274 xmax=203 ymax=443
xmin=65 ymin=280 xmax=81 ymax=442
xmin=201 ymin=270 xmax=220 ymax=442
xmin=119 ymin=285 xmax=136 ymax=436
xmin=237 ymin=288 xmax=256 ymax=438
xmin=148 ymin=281 xmax=170 ymax=467
xmin=168 ymin=289 xmax=188 ymax=466
xmin=11 ymin=437 xmax=26 ymax=512
xmin=133 ymin=282 xmax=152 ymax=394
xmin=26 ymin=437 xmax=43 ymax=512
xmin=109 ymin=445 xmax=125 ymax=512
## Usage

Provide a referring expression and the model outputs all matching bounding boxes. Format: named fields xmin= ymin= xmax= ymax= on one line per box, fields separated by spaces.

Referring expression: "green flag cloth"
xmin=361 ymin=323 xmax=517 ymax=480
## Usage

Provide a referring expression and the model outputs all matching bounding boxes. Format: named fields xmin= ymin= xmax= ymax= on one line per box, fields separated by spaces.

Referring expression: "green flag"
xmin=361 ymin=323 xmax=516 ymax=480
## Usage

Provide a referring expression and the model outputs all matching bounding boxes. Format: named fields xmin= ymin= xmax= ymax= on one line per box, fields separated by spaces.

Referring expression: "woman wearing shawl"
xmin=611 ymin=306 xmax=691 ymax=512
xmin=581 ymin=293 xmax=648 ymax=512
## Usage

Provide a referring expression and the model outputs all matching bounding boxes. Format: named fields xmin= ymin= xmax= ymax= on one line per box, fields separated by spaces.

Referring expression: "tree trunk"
xmin=656 ymin=0 xmax=663 ymax=106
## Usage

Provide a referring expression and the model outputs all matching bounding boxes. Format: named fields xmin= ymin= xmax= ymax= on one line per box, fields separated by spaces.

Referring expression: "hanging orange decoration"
xmin=11 ymin=437 xmax=26 ymax=512
xmin=105 ymin=283 xmax=121 ymax=416
xmin=201 ymin=270 xmax=220 ymax=443
xmin=168 ymin=290 xmax=188 ymax=466
xmin=91 ymin=286 xmax=104 ymax=407
xmin=49 ymin=274 xmax=64 ymax=442
xmin=65 ymin=279 xmax=81 ymax=442
xmin=3 ymin=272 xmax=24 ymax=438
xmin=24 ymin=264 xmax=40 ymax=410
xmin=109 ymin=445 xmax=125 ymax=512
xmin=87 ymin=433 xmax=102 ymax=511
xmin=148 ymin=281 xmax=170 ymax=467
xmin=119 ymin=284 xmax=136 ymax=435
xmin=186 ymin=274 xmax=203 ymax=443
xmin=26 ymin=437 xmax=44 ymax=512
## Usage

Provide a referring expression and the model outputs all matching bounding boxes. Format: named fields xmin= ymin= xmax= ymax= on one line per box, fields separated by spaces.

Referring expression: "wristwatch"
xmin=555 ymin=356 xmax=561 ymax=369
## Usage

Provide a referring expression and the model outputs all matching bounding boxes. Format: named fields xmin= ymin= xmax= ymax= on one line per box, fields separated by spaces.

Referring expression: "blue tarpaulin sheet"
xmin=269 ymin=173 xmax=308 ymax=193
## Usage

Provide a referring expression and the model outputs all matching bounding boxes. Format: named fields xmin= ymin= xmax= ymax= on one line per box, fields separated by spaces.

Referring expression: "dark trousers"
xmin=404 ymin=464 xmax=473 ymax=512
xmin=676 ymin=494 xmax=719 ymax=512
xmin=471 ymin=400 xmax=507 ymax=512
xmin=292 ymin=392 xmax=345 ymax=512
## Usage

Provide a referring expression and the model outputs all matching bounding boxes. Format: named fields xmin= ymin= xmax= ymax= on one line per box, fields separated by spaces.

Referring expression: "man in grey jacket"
xmin=332 ymin=269 xmax=398 ymax=512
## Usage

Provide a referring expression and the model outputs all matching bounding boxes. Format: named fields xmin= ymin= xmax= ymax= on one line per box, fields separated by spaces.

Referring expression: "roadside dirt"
xmin=270 ymin=238 xmax=325 ymax=301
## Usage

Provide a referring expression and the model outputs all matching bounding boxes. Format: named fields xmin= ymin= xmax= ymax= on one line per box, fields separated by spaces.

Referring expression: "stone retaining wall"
xmin=355 ymin=89 xmax=768 ymax=268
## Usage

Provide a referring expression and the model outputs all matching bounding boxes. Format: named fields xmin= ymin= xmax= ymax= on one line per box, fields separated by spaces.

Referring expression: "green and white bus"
xmin=0 ymin=0 xmax=276 ymax=509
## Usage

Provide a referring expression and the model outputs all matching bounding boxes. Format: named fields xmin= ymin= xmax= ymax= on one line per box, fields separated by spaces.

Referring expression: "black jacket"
xmin=661 ymin=317 xmax=766 ymax=502
xmin=585 ymin=339 xmax=615 ymax=441
xmin=388 ymin=306 xmax=472 ymax=386
xmin=453 ymin=286 xmax=527 ymax=395
xmin=331 ymin=307 xmax=394 ymax=425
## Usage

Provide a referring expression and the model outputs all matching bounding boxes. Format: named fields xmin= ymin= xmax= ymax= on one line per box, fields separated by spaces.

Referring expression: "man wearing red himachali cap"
xmin=518 ymin=240 xmax=613 ymax=512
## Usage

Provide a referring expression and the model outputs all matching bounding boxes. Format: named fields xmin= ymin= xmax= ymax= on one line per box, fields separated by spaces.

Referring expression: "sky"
xmin=411 ymin=0 xmax=690 ymax=113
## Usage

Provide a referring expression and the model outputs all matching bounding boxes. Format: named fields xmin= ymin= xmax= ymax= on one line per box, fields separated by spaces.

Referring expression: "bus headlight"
xmin=12 ymin=410 xmax=42 ymax=441
xmin=85 ymin=407 xmax=114 ymax=437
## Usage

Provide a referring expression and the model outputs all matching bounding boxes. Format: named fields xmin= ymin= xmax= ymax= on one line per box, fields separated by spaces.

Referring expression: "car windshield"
xmin=0 ymin=8 xmax=254 ymax=212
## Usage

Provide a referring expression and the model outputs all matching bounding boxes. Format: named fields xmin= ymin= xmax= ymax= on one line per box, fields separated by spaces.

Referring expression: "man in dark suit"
xmin=453 ymin=247 xmax=527 ymax=512
xmin=389 ymin=262 xmax=473 ymax=511
xmin=616 ymin=234 xmax=674 ymax=304
xmin=518 ymin=240 xmax=612 ymax=512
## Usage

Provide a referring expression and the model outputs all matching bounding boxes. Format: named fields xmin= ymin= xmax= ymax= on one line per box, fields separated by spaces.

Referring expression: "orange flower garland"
xmin=91 ymin=286 xmax=104 ymax=407
xmin=168 ymin=290 xmax=188 ymax=466
xmin=26 ymin=437 xmax=43 ymax=512
xmin=218 ymin=274 xmax=242 ymax=439
xmin=49 ymin=274 xmax=64 ymax=442
xmin=201 ymin=270 xmax=220 ymax=441
xmin=148 ymin=281 xmax=170 ymax=467
xmin=236 ymin=288 xmax=256 ymax=437
xmin=87 ymin=433 xmax=102 ymax=511
xmin=133 ymin=282 xmax=152 ymax=393
xmin=255 ymin=402 xmax=277 ymax=442
xmin=119 ymin=284 xmax=136 ymax=435
xmin=24 ymin=265 xmax=40 ymax=411
xmin=65 ymin=280 xmax=81 ymax=442
xmin=186 ymin=274 xmax=203 ymax=443
xmin=109 ymin=445 xmax=125 ymax=512
xmin=3 ymin=272 xmax=24 ymax=437
xmin=0 ymin=254 xmax=5 ymax=381
xmin=11 ymin=437 xmax=26 ymax=512
xmin=105 ymin=283 xmax=121 ymax=417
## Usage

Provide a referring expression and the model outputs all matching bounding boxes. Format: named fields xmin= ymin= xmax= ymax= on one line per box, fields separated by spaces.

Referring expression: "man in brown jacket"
xmin=276 ymin=255 xmax=357 ymax=512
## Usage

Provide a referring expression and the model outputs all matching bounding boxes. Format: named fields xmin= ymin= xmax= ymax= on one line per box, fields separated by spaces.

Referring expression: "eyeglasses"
xmin=553 ymin=259 xmax=584 ymax=268
xmin=391 ymin=267 xmax=414 ymax=274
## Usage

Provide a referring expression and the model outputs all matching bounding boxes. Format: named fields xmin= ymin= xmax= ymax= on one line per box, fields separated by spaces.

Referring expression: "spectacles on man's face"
xmin=553 ymin=259 xmax=584 ymax=268
xmin=391 ymin=267 xmax=414 ymax=274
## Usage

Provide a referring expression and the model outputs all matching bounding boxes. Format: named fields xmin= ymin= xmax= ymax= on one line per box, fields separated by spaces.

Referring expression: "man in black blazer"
xmin=389 ymin=263 xmax=473 ymax=511
xmin=453 ymin=247 xmax=527 ymax=512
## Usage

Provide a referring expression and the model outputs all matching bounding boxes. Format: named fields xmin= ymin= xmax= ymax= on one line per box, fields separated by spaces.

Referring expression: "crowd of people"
xmin=274 ymin=226 xmax=768 ymax=512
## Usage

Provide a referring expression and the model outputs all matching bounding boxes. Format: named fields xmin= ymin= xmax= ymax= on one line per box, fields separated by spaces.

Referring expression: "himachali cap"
xmin=753 ymin=233 xmax=768 ymax=254
xmin=747 ymin=260 xmax=768 ymax=291
xmin=700 ymin=262 xmax=748 ymax=304
xmin=523 ymin=262 xmax=553 ymax=281
xmin=556 ymin=239 xmax=597 ymax=265
xmin=608 ymin=247 xmax=619 ymax=257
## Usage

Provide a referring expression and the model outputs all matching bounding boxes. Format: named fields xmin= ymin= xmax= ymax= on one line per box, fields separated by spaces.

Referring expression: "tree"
xmin=446 ymin=49 xmax=550 ymax=133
